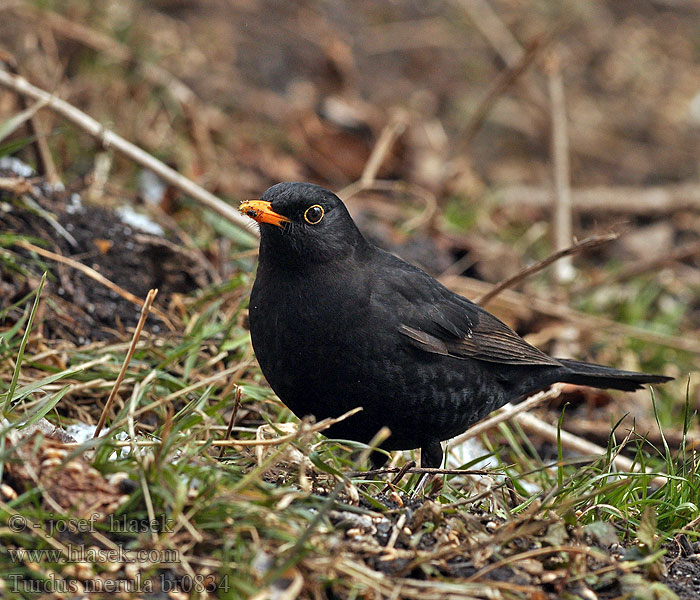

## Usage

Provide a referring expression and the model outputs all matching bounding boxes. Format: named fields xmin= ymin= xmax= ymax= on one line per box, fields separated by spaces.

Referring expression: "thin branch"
xmin=498 ymin=183 xmax=700 ymax=214
xmin=360 ymin=110 xmax=408 ymax=186
xmin=547 ymin=52 xmax=573 ymax=283
xmin=93 ymin=289 xmax=158 ymax=438
xmin=446 ymin=386 xmax=563 ymax=453
xmin=443 ymin=273 xmax=700 ymax=355
xmin=0 ymin=69 xmax=254 ymax=235
xmin=14 ymin=240 xmax=174 ymax=329
xmin=382 ymin=459 xmax=416 ymax=492
xmin=476 ymin=233 xmax=618 ymax=306
xmin=452 ymin=0 xmax=523 ymax=65
xmin=451 ymin=0 xmax=550 ymax=122
xmin=456 ymin=37 xmax=546 ymax=152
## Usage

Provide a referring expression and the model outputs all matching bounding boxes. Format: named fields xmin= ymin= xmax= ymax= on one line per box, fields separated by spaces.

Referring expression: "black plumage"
xmin=240 ymin=182 xmax=671 ymax=468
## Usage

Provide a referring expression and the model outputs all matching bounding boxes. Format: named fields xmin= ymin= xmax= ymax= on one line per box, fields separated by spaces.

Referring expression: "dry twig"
xmin=546 ymin=52 xmax=574 ymax=283
xmin=94 ymin=289 xmax=158 ymax=438
xmin=13 ymin=240 xmax=174 ymax=329
xmin=338 ymin=110 xmax=409 ymax=201
xmin=456 ymin=37 xmax=546 ymax=151
xmin=447 ymin=386 xmax=563 ymax=453
xmin=452 ymin=0 xmax=523 ymax=65
xmin=498 ymin=183 xmax=700 ymax=214
xmin=0 ymin=69 xmax=253 ymax=235
xmin=360 ymin=111 xmax=408 ymax=186
xmin=476 ymin=233 xmax=618 ymax=306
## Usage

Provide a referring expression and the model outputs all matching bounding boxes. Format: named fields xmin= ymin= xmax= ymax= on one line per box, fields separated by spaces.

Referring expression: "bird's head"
xmin=239 ymin=182 xmax=368 ymax=266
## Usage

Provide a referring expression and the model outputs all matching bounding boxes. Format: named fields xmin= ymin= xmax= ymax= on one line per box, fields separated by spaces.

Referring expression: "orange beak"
xmin=239 ymin=200 xmax=290 ymax=228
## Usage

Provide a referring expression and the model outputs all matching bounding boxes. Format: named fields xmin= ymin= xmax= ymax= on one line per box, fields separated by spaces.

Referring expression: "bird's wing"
xmin=378 ymin=253 xmax=560 ymax=366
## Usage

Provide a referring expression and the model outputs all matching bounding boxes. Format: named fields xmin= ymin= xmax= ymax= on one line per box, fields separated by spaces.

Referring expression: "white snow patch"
xmin=116 ymin=205 xmax=164 ymax=236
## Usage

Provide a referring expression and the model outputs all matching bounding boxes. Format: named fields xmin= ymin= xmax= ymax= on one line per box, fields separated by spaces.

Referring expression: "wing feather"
xmin=380 ymin=252 xmax=560 ymax=366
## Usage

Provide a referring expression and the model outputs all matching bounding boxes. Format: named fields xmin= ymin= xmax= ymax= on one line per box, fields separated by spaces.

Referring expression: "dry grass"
xmin=1 ymin=1 xmax=700 ymax=598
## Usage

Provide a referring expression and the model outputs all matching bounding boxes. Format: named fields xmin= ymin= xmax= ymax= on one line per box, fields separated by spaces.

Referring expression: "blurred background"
xmin=3 ymin=2 xmax=700 ymax=189
xmin=1 ymin=0 xmax=699 ymax=427
xmin=4 ymin=5 xmax=700 ymax=595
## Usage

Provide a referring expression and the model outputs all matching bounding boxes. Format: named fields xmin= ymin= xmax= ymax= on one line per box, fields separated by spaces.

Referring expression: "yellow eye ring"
xmin=304 ymin=204 xmax=325 ymax=225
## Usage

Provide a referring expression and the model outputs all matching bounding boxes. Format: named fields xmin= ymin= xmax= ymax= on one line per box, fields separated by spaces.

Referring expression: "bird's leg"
xmin=421 ymin=441 xmax=445 ymax=469
xmin=363 ymin=449 xmax=389 ymax=480
xmin=370 ymin=449 xmax=389 ymax=469
xmin=412 ymin=441 xmax=444 ymax=496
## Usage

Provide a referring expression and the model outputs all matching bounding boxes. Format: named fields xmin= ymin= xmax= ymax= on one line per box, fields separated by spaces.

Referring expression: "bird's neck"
xmin=258 ymin=227 xmax=373 ymax=271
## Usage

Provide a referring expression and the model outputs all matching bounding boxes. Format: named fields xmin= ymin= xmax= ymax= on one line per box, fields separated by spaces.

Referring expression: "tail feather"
xmin=557 ymin=358 xmax=672 ymax=392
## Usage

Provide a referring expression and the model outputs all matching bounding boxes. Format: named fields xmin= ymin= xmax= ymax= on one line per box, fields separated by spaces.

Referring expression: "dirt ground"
xmin=0 ymin=160 xmax=211 ymax=342
xmin=1 ymin=1 xmax=700 ymax=598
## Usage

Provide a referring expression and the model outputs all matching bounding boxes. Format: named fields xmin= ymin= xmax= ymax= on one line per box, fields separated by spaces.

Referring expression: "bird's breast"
xmin=247 ymin=263 xmax=517 ymax=449
xmin=248 ymin=264 xmax=375 ymax=406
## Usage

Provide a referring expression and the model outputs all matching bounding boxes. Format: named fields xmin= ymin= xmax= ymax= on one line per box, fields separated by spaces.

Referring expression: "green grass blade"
xmin=3 ymin=271 xmax=46 ymax=415
xmin=557 ymin=402 xmax=569 ymax=489
xmin=21 ymin=386 xmax=70 ymax=428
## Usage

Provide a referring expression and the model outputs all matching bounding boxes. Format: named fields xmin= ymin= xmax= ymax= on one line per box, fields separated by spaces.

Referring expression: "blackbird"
xmin=239 ymin=182 xmax=672 ymax=469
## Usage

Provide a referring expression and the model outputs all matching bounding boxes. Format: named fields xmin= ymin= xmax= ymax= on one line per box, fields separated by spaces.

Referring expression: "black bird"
xmin=240 ymin=182 xmax=671 ymax=469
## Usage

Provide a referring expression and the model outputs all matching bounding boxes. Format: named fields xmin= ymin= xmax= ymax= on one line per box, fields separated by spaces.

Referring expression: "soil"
xmin=0 ymin=161 xmax=213 ymax=343
xmin=1 ymin=2 xmax=698 ymax=597
xmin=665 ymin=544 xmax=700 ymax=600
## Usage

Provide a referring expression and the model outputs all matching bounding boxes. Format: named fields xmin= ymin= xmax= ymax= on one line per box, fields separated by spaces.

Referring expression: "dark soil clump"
xmin=0 ymin=162 xmax=213 ymax=343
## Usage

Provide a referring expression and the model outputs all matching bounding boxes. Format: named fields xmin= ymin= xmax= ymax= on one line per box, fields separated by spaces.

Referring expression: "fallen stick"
xmin=476 ymin=233 xmax=618 ymax=306
xmin=0 ymin=68 xmax=255 ymax=235
xmin=94 ymin=289 xmax=158 ymax=438
xmin=498 ymin=183 xmax=700 ymax=214
xmin=546 ymin=51 xmax=574 ymax=283
xmin=443 ymin=273 xmax=700 ymax=355
xmin=514 ymin=410 xmax=667 ymax=487
xmin=14 ymin=240 xmax=174 ymax=329
xmin=457 ymin=36 xmax=546 ymax=151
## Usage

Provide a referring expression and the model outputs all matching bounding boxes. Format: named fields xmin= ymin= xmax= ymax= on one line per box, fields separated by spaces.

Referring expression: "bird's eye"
xmin=304 ymin=204 xmax=325 ymax=225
